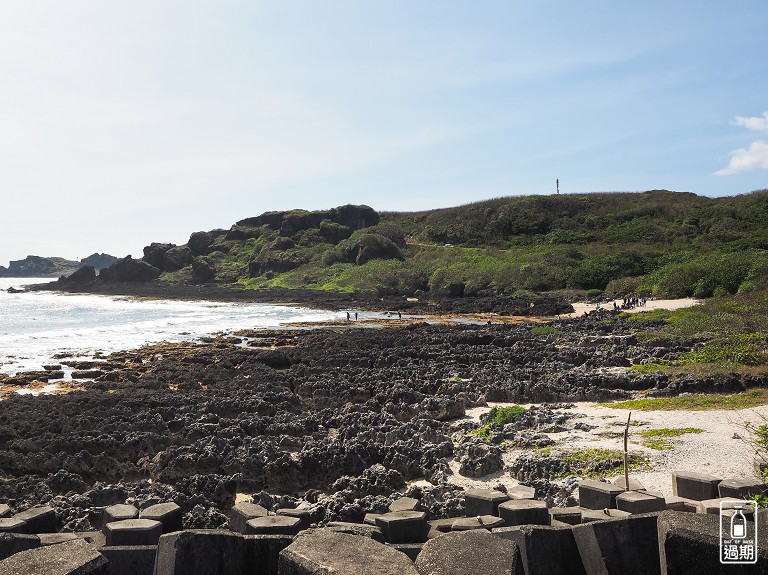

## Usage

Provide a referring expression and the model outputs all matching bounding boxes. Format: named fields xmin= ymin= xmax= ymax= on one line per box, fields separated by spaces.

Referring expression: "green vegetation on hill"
xmin=141 ymin=189 xmax=768 ymax=299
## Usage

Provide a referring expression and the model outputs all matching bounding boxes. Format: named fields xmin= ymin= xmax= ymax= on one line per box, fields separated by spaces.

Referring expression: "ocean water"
xmin=0 ymin=278 xmax=343 ymax=376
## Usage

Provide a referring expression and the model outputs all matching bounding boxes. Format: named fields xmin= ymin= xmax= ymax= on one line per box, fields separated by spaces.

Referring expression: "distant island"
xmin=0 ymin=253 xmax=117 ymax=278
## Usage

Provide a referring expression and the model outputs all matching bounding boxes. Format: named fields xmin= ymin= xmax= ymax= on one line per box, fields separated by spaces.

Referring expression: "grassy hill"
xmin=146 ymin=189 xmax=768 ymax=300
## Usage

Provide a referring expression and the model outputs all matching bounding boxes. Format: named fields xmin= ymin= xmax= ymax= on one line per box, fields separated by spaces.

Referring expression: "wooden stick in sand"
xmin=624 ymin=411 xmax=632 ymax=491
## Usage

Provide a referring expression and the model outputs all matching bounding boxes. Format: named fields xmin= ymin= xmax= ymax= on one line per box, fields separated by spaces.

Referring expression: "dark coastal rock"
xmin=191 ymin=257 xmax=216 ymax=283
xmin=162 ymin=246 xmax=194 ymax=272
xmin=188 ymin=231 xmax=215 ymax=256
xmin=142 ymin=243 xmax=176 ymax=269
xmin=59 ymin=266 xmax=96 ymax=286
xmin=415 ymin=529 xmax=523 ymax=575
xmin=98 ymin=256 xmax=161 ymax=283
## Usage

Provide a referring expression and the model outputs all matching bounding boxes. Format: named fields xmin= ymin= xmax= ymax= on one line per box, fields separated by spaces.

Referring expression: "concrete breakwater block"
xmin=493 ymin=524 xmax=584 ymax=575
xmin=549 ymin=507 xmax=582 ymax=525
xmin=0 ymin=532 xmax=41 ymax=561
xmin=139 ymin=502 xmax=182 ymax=534
xmin=389 ymin=497 xmax=420 ymax=512
xmin=451 ymin=515 xmax=505 ymax=531
xmin=671 ymin=471 xmax=721 ymax=501
xmin=228 ymin=502 xmax=268 ymax=534
xmin=104 ymin=519 xmax=163 ymax=546
xmin=464 ymin=488 xmax=510 ymax=517
xmin=245 ymin=534 xmax=293 ymax=575
xmin=326 ymin=521 xmax=385 ymax=542
xmin=415 ymin=529 xmax=523 ymax=575
xmin=498 ymin=499 xmax=550 ymax=526
xmin=580 ymin=508 xmax=631 ymax=523
xmin=0 ymin=538 xmax=108 ymax=574
xmin=577 ymin=479 xmax=624 ymax=510
xmin=276 ymin=508 xmax=313 ymax=531
xmin=0 ymin=517 xmax=28 ymax=534
xmin=245 ymin=515 xmax=302 ymax=536
xmin=572 ymin=513 xmax=661 ymax=575
xmin=663 ymin=496 xmax=698 ymax=513
xmin=612 ymin=477 xmax=645 ymax=491
xmin=616 ymin=491 xmax=667 ymax=514
xmin=12 ymin=505 xmax=57 ymax=534
xmin=0 ymin=504 xmax=11 ymax=518
xmin=375 ymin=511 xmax=429 ymax=543
xmin=279 ymin=529 xmax=419 ymax=575
xmin=718 ymin=477 xmax=768 ymax=499
xmin=658 ymin=510 xmax=768 ymax=574
xmin=154 ymin=529 xmax=246 ymax=575
xmin=99 ymin=545 xmax=157 ymax=575
xmin=102 ymin=504 xmax=139 ymax=529
xmin=507 ymin=485 xmax=536 ymax=500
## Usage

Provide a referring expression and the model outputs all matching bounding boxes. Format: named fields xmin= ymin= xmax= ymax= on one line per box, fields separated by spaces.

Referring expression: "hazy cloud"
xmin=734 ymin=112 xmax=768 ymax=132
xmin=716 ymin=140 xmax=768 ymax=176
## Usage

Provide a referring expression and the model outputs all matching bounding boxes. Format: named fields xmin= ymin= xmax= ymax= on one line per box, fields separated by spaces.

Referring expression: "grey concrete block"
xmin=228 ymin=502 xmax=268 ymax=534
xmin=493 ymin=524 xmax=585 ymax=575
xmin=577 ymin=479 xmax=624 ymax=510
xmin=279 ymin=529 xmax=419 ymax=574
xmin=718 ymin=477 xmax=768 ymax=499
xmin=389 ymin=497 xmax=420 ymax=512
xmin=154 ymin=530 xmax=246 ymax=575
xmin=12 ymin=505 xmax=57 ymax=534
xmin=326 ymin=521 xmax=385 ymax=542
xmin=415 ymin=529 xmax=523 ymax=575
xmin=451 ymin=515 xmax=505 ymax=531
xmin=0 ymin=538 xmax=108 ymax=574
xmin=464 ymin=488 xmax=509 ymax=516
xmin=0 ymin=517 xmax=28 ymax=534
xmin=39 ymin=533 xmax=80 ymax=546
xmin=671 ymin=471 xmax=721 ymax=501
xmin=658 ymin=510 xmax=768 ymax=574
xmin=427 ymin=518 xmax=456 ymax=539
xmin=580 ymin=508 xmax=631 ymax=523
xmin=375 ymin=511 xmax=429 ymax=544
xmin=104 ymin=519 xmax=163 ymax=546
xmin=573 ymin=513 xmax=661 ymax=575
xmin=245 ymin=534 xmax=292 ymax=575
xmin=139 ymin=502 xmax=182 ymax=534
xmin=616 ymin=491 xmax=667 ymax=514
xmin=364 ymin=513 xmax=382 ymax=526
xmin=276 ymin=508 xmax=312 ymax=531
xmin=388 ymin=542 xmax=423 ymax=561
xmin=664 ymin=496 xmax=698 ymax=513
xmin=0 ymin=504 xmax=11 ymax=519
xmin=103 ymin=505 xmax=138 ymax=528
xmin=507 ymin=485 xmax=536 ymax=500
xmin=549 ymin=507 xmax=582 ymax=525
xmin=99 ymin=545 xmax=156 ymax=575
xmin=498 ymin=499 xmax=550 ymax=527
xmin=245 ymin=515 xmax=302 ymax=536
xmin=0 ymin=532 xmax=40 ymax=561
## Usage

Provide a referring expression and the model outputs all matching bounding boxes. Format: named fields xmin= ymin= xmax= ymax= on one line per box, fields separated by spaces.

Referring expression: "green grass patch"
xmin=470 ymin=405 xmax=528 ymax=439
xmin=538 ymin=447 xmax=651 ymax=479
xmin=639 ymin=427 xmax=703 ymax=450
xmin=531 ymin=325 xmax=563 ymax=336
xmin=600 ymin=389 xmax=768 ymax=411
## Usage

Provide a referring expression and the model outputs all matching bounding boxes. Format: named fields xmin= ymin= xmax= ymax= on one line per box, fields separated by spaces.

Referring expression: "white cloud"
xmin=715 ymin=140 xmax=768 ymax=176
xmin=734 ymin=112 xmax=768 ymax=132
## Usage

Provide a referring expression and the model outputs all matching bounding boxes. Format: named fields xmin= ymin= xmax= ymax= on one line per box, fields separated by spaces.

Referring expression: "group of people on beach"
xmin=345 ymin=310 xmax=403 ymax=321
xmin=612 ymin=295 xmax=647 ymax=311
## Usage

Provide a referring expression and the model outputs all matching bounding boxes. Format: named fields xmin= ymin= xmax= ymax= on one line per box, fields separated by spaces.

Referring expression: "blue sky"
xmin=1 ymin=1 xmax=767 ymax=265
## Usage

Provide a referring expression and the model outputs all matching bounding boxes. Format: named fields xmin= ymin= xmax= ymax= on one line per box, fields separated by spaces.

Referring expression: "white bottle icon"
xmin=731 ymin=506 xmax=747 ymax=539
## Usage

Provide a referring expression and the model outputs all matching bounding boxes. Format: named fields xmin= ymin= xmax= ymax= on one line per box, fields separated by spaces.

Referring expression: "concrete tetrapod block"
xmin=493 ymin=524 xmax=585 ymax=575
xmin=103 ymin=504 xmax=138 ymax=528
xmin=658 ymin=510 xmax=768 ymax=574
xmin=507 ymin=485 xmax=536 ymax=500
xmin=0 ymin=538 xmax=108 ymax=574
xmin=228 ymin=502 xmax=269 ymax=534
xmin=154 ymin=529 xmax=246 ymax=575
xmin=12 ymin=505 xmax=57 ymax=534
xmin=671 ymin=471 xmax=721 ymax=501
xmin=326 ymin=521 xmax=385 ymax=542
xmin=414 ymin=529 xmax=523 ymax=575
xmin=389 ymin=497 xmax=420 ymax=512
xmin=279 ymin=529 xmax=419 ymax=575
xmin=389 ymin=542 xmax=424 ymax=561
xmin=718 ymin=477 xmax=768 ymax=499
xmin=375 ymin=511 xmax=429 ymax=544
xmin=104 ymin=519 xmax=163 ymax=546
xmin=577 ymin=479 xmax=625 ymax=510
xmin=139 ymin=502 xmax=182 ymax=534
xmin=99 ymin=545 xmax=157 ymax=575
xmin=0 ymin=532 xmax=40 ymax=561
xmin=245 ymin=534 xmax=293 ymax=575
xmin=616 ymin=490 xmax=667 ymax=514
xmin=0 ymin=504 xmax=11 ymax=518
xmin=245 ymin=515 xmax=303 ymax=536
xmin=549 ymin=507 xmax=582 ymax=525
xmin=498 ymin=499 xmax=550 ymax=527
xmin=572 ymin=512 xmax=661 ymax=575
xmin=451 ymin=515 xmax=505 ymax=531
xmin=664 ymin=496 xmax=699 ymax=513
xmin=464 ymin=488 xmax=510 ymax=517
xmin=0 ymin=517 xmax=28 ymax=534
xmin=276 ymin=508 xmax=313 ymax=531
xmin=612 ymin=476 xmax=646 ymax=491
xmin=580 ymin=508 xmax=631 ymax=523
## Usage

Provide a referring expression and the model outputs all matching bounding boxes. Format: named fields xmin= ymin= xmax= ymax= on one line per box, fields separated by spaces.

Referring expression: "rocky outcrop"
xmin=80 ymin=253 xmax=118 ymax=270
xmin=236 ymin=204 xmax=379 ymax=234
xmin=0 ymin=255 xmax=81 ymax=278
xmin=98 ymin=256 xmax=161 ymax=283
xmin=58 ymin=265 xmax=96 ymax=286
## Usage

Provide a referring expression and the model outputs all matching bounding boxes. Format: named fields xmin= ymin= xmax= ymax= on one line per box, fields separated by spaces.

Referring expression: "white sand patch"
xmin=566 ymin=298 xmax=701 ymax=318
